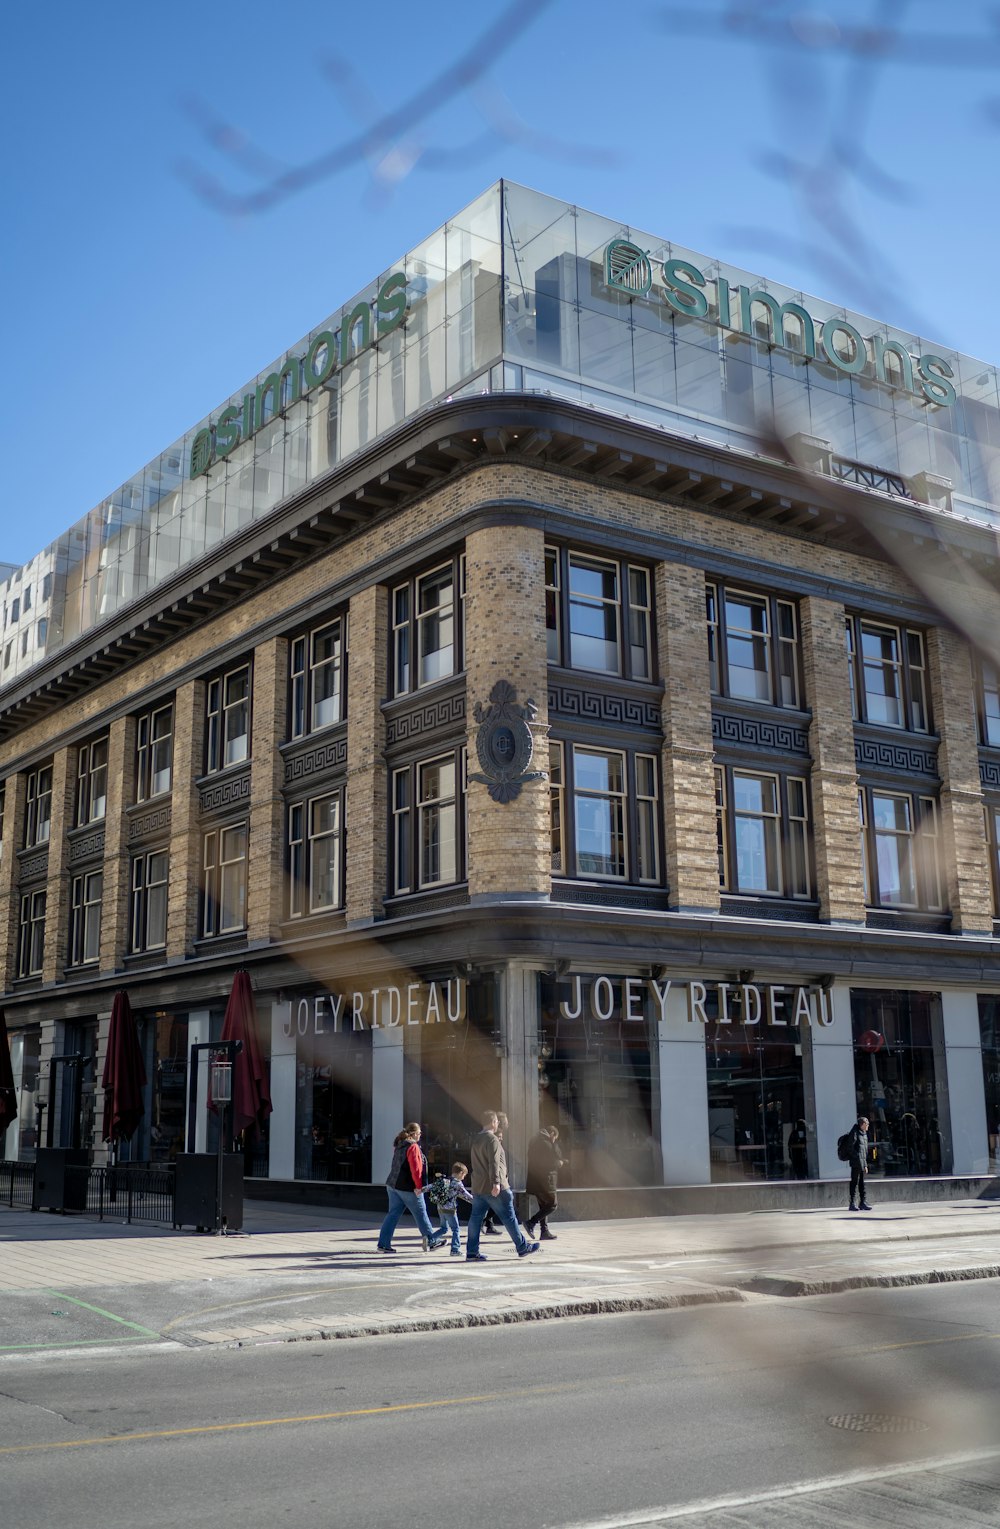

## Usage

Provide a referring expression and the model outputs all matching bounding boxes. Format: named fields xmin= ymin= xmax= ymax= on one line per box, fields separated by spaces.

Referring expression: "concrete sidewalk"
xmin=2 ymin=1196 xmax=999 ymax=1353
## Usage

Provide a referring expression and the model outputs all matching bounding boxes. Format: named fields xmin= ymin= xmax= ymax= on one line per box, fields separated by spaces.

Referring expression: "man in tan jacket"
xmin=465 ymin=1109 xmax=539 ymax=1261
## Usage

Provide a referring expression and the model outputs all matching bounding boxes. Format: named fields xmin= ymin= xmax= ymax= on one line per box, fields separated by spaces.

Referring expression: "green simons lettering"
xmin=190 ymin=272 xmax=408 ymax=478
xmin=604 ymin=241 xmax=956 ymax=408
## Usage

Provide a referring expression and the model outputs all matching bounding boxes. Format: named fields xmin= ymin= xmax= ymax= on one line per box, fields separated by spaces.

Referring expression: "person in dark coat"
xmin=847 ymin=1114 xmax=873 ymax=1211
xmin=524 ymin=1126 xmax=563 ymax=1240
xmin=787 ymin=1118 xmax=809 ymax=1179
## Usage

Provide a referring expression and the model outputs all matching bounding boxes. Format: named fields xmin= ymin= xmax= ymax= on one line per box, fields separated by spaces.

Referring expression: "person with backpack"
xmin=840 ymin=1114 xmax=873 ymax=1211
xmin=427 ymin=1160 xmax=474 ymax=1256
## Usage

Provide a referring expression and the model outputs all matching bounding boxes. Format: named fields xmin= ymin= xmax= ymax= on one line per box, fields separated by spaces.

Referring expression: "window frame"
xmin=17 ymin=887 xmax=46 ymax=978
xmin=205 ymin=661 xmax=252 ymax=774
xmin=130 ymin=847 xmax=169 ymax=953
xmin=135 ymin=703 xmax=174 ymax=802
xmin=707 ymin=582 xmax=802 ymax=709
xmin=845 ymin=615 xmax=930 ymax=733
xmin=76 ymin=736 xmax=109 ymax=827
xmin=714 ymin=764 xmax=812 ymax=901
xmin=977 ymin=658 xmax=1000 ymax=749
xmin=202 ymin=821 xmax=249 ymax=937
xmin=289 ymin=616 xmax=347 ymax=740
xmin=24 ymin=764 xmax=53 ymax=848
xmin=546 ymin=545 xmax=653 ymax=681
xmin=389 ymin=748 xmax=467 ymax=896
xmin=391 ymin=556 xmax=466 ymax=697
xmin=550 ymin=740 xmax=663 ymax=885
xmin=859 ymin=786 xmax=944 ymax=911
xmin=288 ymin=789 xmax=344 ymax=918
xmin=69 ymin=868 xmax=103 ymax=967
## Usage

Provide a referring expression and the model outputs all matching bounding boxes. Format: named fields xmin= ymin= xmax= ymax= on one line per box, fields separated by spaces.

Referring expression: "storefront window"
xmin=705 ymin=1018 xmax=805 ymax=1181
xmin=978 ymin=996 xmax=1000 ymax=1174
xmin=410 ymin=978 xmax=500 ymax=1173
xmin=5 ymin=1027 xmax=40 ymax=1160
xmin=851 ymin=990 xmax=946 ymax=1176
xmin=148 ymin=1013 xmax=192 ymax=1166
xmin=295 ymin=1028 xmax=372 ymax=1182
xmin=538 ymin=975 xmax=657 ymax=1187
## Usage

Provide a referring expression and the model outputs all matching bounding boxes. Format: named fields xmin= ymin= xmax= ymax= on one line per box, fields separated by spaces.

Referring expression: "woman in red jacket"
xmin=377 ymin=1122 xmax=448 ymax=1253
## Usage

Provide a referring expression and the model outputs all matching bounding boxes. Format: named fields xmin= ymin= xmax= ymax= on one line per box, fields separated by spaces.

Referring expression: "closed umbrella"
xmin=101 ymin=990 xmax=147 ymax=1149
xmin=213 ymin=970 xmax=272 ymax=1142
xmin=0 ymin=1010 xmax=17 ymax=1140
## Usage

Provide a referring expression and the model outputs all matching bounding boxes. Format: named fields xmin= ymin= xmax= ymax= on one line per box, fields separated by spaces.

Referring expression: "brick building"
xmin=2 ymin=182 xmax=1000 ymax=1205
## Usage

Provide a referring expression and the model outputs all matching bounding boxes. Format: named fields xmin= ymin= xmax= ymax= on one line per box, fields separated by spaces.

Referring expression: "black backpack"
xmin=836 ymin=1130 xmax=853 ymax=1162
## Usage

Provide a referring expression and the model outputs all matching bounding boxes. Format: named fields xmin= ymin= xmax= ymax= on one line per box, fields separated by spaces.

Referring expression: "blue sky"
xmin=3 ymin=0 xmax=999 ymax=567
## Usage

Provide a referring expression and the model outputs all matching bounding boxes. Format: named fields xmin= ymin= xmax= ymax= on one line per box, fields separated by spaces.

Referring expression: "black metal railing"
xmin=0 ymin=1160 xmax=36 ymax=1209
xmin=831 ymin=455 xmax=911 ymax=499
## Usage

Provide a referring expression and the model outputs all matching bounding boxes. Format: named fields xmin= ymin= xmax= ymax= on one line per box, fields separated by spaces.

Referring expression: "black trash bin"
xmin=33 ymin=1148 xmax=90 ymax=1213
xmin=173 ymin=1153 xmax=244 ymax=1231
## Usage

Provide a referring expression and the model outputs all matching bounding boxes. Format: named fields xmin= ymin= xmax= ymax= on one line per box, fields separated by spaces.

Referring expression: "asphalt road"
xmin=3 ymin=1281 xmax=1000 ymax=1529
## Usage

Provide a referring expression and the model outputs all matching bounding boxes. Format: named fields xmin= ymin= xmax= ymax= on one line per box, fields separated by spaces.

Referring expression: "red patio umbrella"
xmin=101 ymin=990 xmax=147 ymax=1145
xmin=212 ymin=969 xmax=272 ymax=1141
xmin=0 ymin=1010 xmax=17 ymax=1139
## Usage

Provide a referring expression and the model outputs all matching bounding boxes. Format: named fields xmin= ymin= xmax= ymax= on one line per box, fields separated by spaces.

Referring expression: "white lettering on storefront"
xmin=283 ymin=979 xmax=465 ymax=1037
xmin=557 ymin=975 xmax=836 ymax=1027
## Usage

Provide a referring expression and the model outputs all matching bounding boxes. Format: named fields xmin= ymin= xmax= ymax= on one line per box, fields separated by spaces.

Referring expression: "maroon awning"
xmin=101 ymin=990 xmax=147 ymax=1143
xmin=215 ymin=970 xmax=273 ymax=1141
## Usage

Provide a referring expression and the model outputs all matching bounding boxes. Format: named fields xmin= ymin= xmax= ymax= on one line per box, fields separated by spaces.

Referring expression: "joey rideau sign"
xmin=284 ymin=978 xmax=465 ymax=1037
xmin=559 ymin=974 xmax=835 ymax=1027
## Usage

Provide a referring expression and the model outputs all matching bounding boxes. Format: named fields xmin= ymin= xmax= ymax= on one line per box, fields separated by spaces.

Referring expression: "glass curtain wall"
xmin=851 ymin=990 xmax=945 ymax=1176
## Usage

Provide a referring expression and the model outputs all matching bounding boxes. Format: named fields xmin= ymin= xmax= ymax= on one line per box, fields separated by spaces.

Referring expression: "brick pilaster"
xmin=346 ymin=585 xmax=388 ymax=924
xmin=0 ymin=771 xmax=27 ymax=990
xmin=926 ymin=627 xmax=993 ymax=933
xmin=465 ymin=524 xmax=549 ymax=901
xmin=657 ymin=560 xmax=719 ymax=912
xmin=800 ymin=595 xmax=866 ymax=923
xmin=42 ymin=746 xmax=77 ymax=983
xmin=248 ymin=636 xmax=287 ymax=942
xmin=100 ymin=715 xmax=136 ymax=971
xmin=167 ymin=679 xmax=205 ymax=960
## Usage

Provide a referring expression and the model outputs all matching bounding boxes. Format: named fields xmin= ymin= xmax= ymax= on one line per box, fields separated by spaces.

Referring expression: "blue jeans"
xmin=467 ymin=1191 xmax=530 ymax=1256
xmin=378 ymin=1188 xmax=440 ymax=1249
xmin=439 ymin=1209 xmax=461 ymax=1253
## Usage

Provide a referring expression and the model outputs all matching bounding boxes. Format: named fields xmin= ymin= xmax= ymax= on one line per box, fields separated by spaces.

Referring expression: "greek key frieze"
xmin=854 ymin=736 xmax=937 ymax=778
xmin=283 ymin=736 xmax=348 ymax=785
xmin=547 ymin=684 xmax=661 ymax=731
xmin=18 ymin=851 xmax=48 ymax=881
xmin=980 ymin=754 xmax=1000 ymax=792
xmin=712 ymin=710 xmax=809 ymax=756
xmin=198 ymin=771 xmax=251 ymax=815
xmin=128 ymin=805 xmax=172 ymax=842
xmin=385 ymin=693 xmax=466 ymax=747
xmin=69 ymin=830 xmax=106 ymax=864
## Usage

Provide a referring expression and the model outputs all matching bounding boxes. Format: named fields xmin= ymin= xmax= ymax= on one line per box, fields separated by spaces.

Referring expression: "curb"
xmin=739 ymin=1264 xmax=1000 ymax=1298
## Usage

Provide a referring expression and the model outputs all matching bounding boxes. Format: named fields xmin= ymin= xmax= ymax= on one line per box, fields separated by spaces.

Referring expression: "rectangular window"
xmin=391 ymin=556 xmax=465 ymax=696
xmin=130 ymin=849 xmax=169 ymax=952
xmin=205 ymin=663 xmax=251 ymax=773
xmin=573 ymin=748 xmax=627 ymax=878
xmin=76 ymin=737 xmax=109 ymax=826
xmin=203 ymin=823 xmax=248 ymax=936
xmin=69 ymin=870 xmax=103 ymax=966
xmin=136 ymin=703 xmax=173 ymax=801
xmin=290 ymin=618 xmax=345 ymax=738
xmin=390 ymin=750 xmax=465 ymax=895
xmin=980 ymin=660 xmax=1000 ymax=747
xmin=288 ymin=792 xmax=342 ymax=916
xmin=549 ymin=741 xmax=565 ymax=875
xmin=635 ymin=753 xmax=659 ymax=882
xmin=24 ymin=764 xmax=53 ymax=848
xmin=707 ymin=583 xmax=801 ymax=708
xmin=989 ymin=806 xmax=1000 ymax=916
xmin=41 ymin=572 xmax=52 ymax=602
xmin=846 ymin=616 xmax=930 ymax=733
xmin=547 ymin=546 xmax=654 ymax=681
xmin=17 ymin=888 xmax=46 ymax=978
xmin=859 ymin=787 xmax=944 ymax=911
xmin=716 ymin=766 xmax=811 ymax=900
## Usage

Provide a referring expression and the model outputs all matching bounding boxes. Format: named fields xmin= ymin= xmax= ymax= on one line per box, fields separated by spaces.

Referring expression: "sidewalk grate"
xmin=827 ymin=1412 xmax=929 ymax=1434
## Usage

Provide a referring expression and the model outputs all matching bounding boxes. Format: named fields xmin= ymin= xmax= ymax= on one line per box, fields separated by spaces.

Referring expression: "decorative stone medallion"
xmin=470 ymin=680 xmax=545 ymax=803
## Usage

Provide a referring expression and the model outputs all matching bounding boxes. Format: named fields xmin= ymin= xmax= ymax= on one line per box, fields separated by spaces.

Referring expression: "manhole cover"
xmin=827 ymin=1413 xmax=929 ymax=1434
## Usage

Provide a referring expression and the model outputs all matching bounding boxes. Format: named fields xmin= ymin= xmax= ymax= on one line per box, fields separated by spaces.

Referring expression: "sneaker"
xmin=518 ymin=1241 xmax=540 ymax=1257
xmin=539 ymin=1229 xmax=557 ymax=1240
xmin=466 ymin=1252 xmax=488 ymax=1262
xmin=377 ymin=1246 xmax=397 ymax=1254
xmin=430 ymin=1237 xmax=448 ymax=1250
xmin=450 ymin=1248 xmax=463 ymax=1257
xmin=421 ymin=1236 xmax=430 ymax=1251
